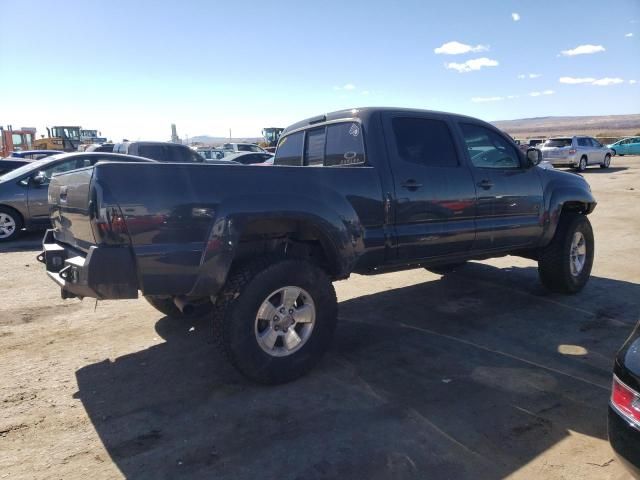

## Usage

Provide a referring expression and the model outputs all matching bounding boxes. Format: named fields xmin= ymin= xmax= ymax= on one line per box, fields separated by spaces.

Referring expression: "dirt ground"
xmin=1 ymin=157 xmax=640 ymax=480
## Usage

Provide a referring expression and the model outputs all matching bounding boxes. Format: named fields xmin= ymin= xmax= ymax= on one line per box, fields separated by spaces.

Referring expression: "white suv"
xmin=540 ymin=136 xmax=612 ymax=171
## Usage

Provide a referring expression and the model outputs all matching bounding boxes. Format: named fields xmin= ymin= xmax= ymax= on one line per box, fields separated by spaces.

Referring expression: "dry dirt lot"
xmin=1 ymin=157 xmax=640 ymax=480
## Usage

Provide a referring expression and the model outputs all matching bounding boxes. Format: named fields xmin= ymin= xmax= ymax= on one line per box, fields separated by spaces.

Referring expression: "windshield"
xmin=0 ymin=155 xmax=63 ymax=182
xmin=51 ymin=127 xmax=80 ymax=139
xmin=544 ymin=138 xmax=572 ymax=148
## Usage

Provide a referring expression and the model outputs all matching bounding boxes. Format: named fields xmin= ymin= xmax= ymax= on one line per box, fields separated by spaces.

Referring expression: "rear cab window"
xmin=275 ymin=121 xmax=365 ymax=167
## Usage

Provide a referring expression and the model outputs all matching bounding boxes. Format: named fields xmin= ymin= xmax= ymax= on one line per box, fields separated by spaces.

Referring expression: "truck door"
xmin=383 ymin=113 xmax=477 ymax=260
xmin=455 ymin=121 xmax=544 ymax=251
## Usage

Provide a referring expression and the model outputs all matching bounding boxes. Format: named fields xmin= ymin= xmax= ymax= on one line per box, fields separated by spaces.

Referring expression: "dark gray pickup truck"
xmin=39 ymin=107 xmax=596 ymax=384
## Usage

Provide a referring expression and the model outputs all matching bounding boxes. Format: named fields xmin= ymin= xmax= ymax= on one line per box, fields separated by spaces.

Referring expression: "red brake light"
xmin=612 ymin=376 xmax=640 ymax=426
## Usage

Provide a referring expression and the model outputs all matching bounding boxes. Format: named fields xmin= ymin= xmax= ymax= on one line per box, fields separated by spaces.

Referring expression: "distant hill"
xmin=188 ymin=135 xmax=262 ymax=145
xmin=492 ymin=114 xmax=640 ymax=139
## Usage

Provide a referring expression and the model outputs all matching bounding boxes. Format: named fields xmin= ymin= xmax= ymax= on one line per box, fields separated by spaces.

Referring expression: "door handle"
xmin=401 ymin=179 xmax=423 ymax=191
xmin=477 ymin=179 xmax=493 ymax=190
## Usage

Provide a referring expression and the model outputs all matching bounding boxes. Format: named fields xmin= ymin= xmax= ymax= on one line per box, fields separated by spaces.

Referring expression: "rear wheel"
xmin=576 ymin=156 xmax=587 ymax=172
xmin=600 ymin=154 xmax=611 ymax=169
xmin=144 ymin=296 xmax=213 ymax=318
xmin=538 ymin=213 xmax=593 ymax=294
xmin=213 ymin=258 xmax=337 ymax=384
xmin=0 ymin=207 xmax=22 ymax=242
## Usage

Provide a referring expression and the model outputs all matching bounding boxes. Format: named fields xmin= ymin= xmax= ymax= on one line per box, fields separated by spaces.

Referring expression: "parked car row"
xmin=539 ymin=136 xmax=612 ymax=171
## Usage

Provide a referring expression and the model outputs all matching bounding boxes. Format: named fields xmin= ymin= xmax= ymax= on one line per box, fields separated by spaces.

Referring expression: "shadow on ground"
xmin=0 ymin=230 xmax=43 ymax=253
xmin=74 ymin=263 xmax=640 ymax=479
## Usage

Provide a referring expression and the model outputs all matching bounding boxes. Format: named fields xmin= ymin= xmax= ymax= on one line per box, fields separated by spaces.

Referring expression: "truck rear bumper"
xmin=37 ymin=229 xmax=139 ymax=300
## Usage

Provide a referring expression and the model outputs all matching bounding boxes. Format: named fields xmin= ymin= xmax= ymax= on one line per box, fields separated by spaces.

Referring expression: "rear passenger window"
xmin=392 ymin=117 xmax=458 ymax=167
xmin=325 ymin=122 xmax=365 ymax=166
xmin=304 ymin=128 xmax=325 ymax=166
xmin=577 ymin=138 xmax=589 ymax=147
xmin=275 ymin=132 xmax=304 ymax=166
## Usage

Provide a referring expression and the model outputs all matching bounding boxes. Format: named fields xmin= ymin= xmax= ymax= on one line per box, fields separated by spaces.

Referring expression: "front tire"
xmin=213 ymin=258 xmax=337 ymax=384
xmin=600 ymin=154 xmax=611 ymax=169
xmin=538 ymin=213 xmax=594 ymax=294
xmin=0 ymin=207 xmax=23 ymax=242
xmin=611 ymin=149 xmax=617 ymax=156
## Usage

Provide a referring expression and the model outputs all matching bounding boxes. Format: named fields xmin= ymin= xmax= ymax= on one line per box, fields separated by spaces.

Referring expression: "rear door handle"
xmin=401 ymin=179 xmax=423 ymax=191
xmin=477 ymin=179 xmax=494 ymax=190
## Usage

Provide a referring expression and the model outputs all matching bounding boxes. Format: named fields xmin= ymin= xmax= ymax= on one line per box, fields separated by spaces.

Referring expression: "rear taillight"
xmin=569 ymin=149 xmax=577 ymax=154
xmin=612 ymin=375 xmax=640 ymax=426
xmin=93 ymin=206 xmax=129 ymax=244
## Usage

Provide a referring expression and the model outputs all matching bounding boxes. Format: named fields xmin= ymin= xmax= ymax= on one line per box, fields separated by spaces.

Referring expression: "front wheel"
xmin=600 ymin=154 xmax=611 ymax=169
xmin=611 ymin=149 xmax=617 ymax=156
xmin=538 ymin=213 xmax=594 ymax=294
xmin=213 ymin=258 xmax=337 ymax=384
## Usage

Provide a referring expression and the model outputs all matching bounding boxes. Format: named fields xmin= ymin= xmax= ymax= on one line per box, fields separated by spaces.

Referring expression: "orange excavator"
xmin=0 ymin=126 xmax=37 ymax=157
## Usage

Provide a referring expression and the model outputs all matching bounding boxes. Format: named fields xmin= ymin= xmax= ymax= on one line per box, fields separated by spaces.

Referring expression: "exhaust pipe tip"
xmin=173 ymin=296 xmax=194 ymax=316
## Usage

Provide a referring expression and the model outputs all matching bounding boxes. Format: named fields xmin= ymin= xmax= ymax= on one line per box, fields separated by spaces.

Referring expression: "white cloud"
xmin=361 ymin=90 xmax=370 ymax=95
xmin=625 ymin=33 xmax=634 ymax=37
xmin=434 ymin=41 xmax=489 ymax=55
xmin=560 ymin=76 xmax=625 ymax=86
xmin=560 ymin=44 xmax=606 ymax=56
xmin=559 ymin=77 xmax=596 ymax=84
xmin=517 ymin=74 xmax=525 ymax=79
xmin=333 ymin=83 xmax=356 ymax=91
xmin=591 ymin=77 xmax=624 ymax=86
xmin=507 ymin=95 xmax=519 ymax=99
xmin=471 ymin=96 xmax=504 ymax=103
xmin=630 ymin=80 xmax=638 ymax=85
xmin=512 ymin=12 xmax=520 ymax=21
xmin=529 ymin=90 xmax=555 ymax=97
xmin=518 ymin=73 xmax=541 ymax=79
xmin=445 ymin=57 xmax=499 ymax=73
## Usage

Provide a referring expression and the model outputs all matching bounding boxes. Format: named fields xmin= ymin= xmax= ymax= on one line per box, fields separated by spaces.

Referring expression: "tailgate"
xmin=48 ymin=166 xmax=96 ymax=252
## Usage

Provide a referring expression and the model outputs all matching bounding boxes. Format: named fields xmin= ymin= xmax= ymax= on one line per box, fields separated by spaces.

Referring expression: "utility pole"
xmin=229 ymin=128 xmax=232 ymax=141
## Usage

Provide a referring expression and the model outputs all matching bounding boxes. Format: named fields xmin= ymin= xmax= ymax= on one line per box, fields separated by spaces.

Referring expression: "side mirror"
xmin=526 ymin=148 xmax=542 ymax=167
xmin=32 ymin=172 xmax=47 ymax=185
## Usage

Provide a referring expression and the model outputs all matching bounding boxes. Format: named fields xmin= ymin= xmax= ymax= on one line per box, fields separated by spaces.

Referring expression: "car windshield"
xmin=544 ymin=138 xmax=572 ymax=147
xmin=0 ymin=155 xmax=64 ymax=182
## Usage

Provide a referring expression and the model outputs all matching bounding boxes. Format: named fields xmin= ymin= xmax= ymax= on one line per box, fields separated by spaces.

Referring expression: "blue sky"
xmin=1 ymin=0 xmax=638 ymax=141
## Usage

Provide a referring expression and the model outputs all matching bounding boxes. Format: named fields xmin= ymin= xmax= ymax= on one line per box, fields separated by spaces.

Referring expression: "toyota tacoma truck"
xmin=38 ymin=108 xmax=596 ymax=384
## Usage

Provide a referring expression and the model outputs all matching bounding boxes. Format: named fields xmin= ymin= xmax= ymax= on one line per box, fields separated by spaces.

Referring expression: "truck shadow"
xmin=74 ymin=263 xmax=640 ymax=479
xmin=0 ymin=230 xmax=43 ymax=253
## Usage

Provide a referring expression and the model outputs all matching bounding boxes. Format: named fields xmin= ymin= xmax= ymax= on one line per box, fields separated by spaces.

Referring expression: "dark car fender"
xmin=186 ymin=192 xmax=365 ymax=297
xmin=539 ymin=171 xmax=596 ymax=246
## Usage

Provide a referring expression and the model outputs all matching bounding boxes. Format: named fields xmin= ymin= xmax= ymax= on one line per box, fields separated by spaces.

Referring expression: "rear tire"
xmin=576 ymin=156 xmax=587 ymax=172
xmin=538 ymin=213 xmax=594 ymax=294
xmin=144 ymin=296 xmax=213 ymax=318
xmin=213 ymin=258 xmax=337 ymax=384
xmin=600 ymin=154 xmax=611 ymax=169
xmin=0 ymin=206 xmax=23 ymax=242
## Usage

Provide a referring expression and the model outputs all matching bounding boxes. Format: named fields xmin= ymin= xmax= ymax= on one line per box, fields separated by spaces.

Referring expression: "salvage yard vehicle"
xmin=38 ymin=107 xmax=597 ymax=384
xmin=8 ymin=150 xmax=63 ymax=160
xmin=222 ymin=142 xmax=268 ymax=153
xmin=0 ymin=152 xmax=156 ymax=242
xmin=608 ymin=137 xmax=640 ymax=156
xmin=609 ymin=319 xmax=640 ymax=477
xmin=540 ymin=136 xmax=612 ymax=171
xmin=113 ymin=141 xmax=205 ymax=162
xmin=0 ymin=159 xmax=30 ymax=176
xmin=222 ymin=152 xmax=274 ymax=165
